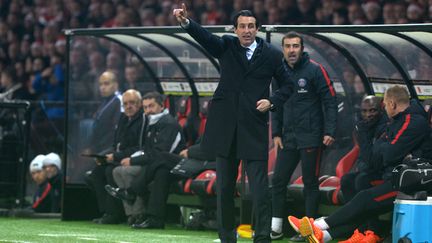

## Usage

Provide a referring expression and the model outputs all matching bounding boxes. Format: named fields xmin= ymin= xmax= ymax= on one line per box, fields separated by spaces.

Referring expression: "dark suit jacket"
xmin=185 ymin=20 xmax=290 ymax=160
xmin=112 ymin=110 xmax=144 ymax=162
xmin=90 ymin=94 xmax=122 ymax=153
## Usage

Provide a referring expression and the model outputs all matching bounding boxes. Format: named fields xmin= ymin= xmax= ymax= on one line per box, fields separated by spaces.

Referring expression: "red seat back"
xmin=198 ymin=97 xmax=211 ymax=136
xmin=176 ymin=96 xmax=191 ymax=127
xmin=335 ymin=144 xmax=360 ymax=178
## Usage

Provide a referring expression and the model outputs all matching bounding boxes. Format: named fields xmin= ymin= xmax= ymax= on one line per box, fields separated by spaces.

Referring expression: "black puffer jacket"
xmin=355 ymin=112 xmax=388 ymax=171
xmin=271 ymin=52 xmax=338 ymax=149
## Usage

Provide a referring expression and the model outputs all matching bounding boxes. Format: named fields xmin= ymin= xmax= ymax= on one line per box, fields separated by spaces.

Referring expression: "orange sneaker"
xmin=299 ymin=216 xmax=323 ymax=243
xmin=338 ymin=229 xmax=365 ymax=243
xmin=360 ymin=230 xmax=382 ymax=243
xmin=288 ymin=216 xmax=301 ymax=232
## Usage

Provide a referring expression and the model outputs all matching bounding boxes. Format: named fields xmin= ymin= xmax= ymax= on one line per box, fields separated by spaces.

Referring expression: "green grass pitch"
xmin=0 ymin=218 xmax=251 ymax=243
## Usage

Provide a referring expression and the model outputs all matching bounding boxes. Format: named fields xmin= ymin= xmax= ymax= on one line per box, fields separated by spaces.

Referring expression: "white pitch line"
xmin=0 ymin=240 xmax=34 ymax=243
xmin=77 ymin=237 xmax=99 ymax=241
xmin=39 ymin=233 xmax=94 ymax=237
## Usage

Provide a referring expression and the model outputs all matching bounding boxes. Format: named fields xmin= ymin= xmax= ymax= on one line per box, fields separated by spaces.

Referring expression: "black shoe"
xmin=127 ymin=215 xmax=136 ymax=226
xmin=127 ymin=214 xmax=146 ymax=226
xmin=98 ymin=214 xmax=122 ymax=224
xmin=270 ymin=231 xmax=284 ymax=240
xmin=105 ymin=185 xmax=136 ymax=204
xmin=92 ymin=213 xmax=107 ymax=224
xmin=289 ymin=234 xmax=305 ymax=242
xmin=132 ymin=217 xmax=164 ymax=229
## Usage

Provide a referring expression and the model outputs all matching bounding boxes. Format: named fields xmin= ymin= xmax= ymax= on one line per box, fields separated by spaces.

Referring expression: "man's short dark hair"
xmin=1 ymin=67 xmax=17 ymax=84
xmin=232 ymin=10 xmax=260 ymax=29
xmin=281 ymin=31 xmax=304 ymax=50
xmin=143 ymin=91 xmax=164 ymax=106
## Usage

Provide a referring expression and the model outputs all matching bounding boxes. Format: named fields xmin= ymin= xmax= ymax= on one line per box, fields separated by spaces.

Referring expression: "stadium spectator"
xmin=363 ymin=1 xmax=382 ymax=24
xmin=407 ymin=3 xmax=425 ymax=23
xmin=297 ymin=0 xmax=316 ymax=24
xmin=0 ymin=67 xmax=31 ymax=100
xmin=31 ymin=54 xmax=65 ymax=120
xmin=347 ymin=2 xmax=366 ymax=24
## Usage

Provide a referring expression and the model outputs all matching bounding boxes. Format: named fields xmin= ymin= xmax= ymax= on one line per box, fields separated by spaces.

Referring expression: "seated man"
xmin=42 ymin=152 xmax=63 ymax=213
xmin=29 ymin=155 xmax=56 ymax=213
xmin=129 ymin=137 xmax=217 ymax=230
xmin=86 ymin=89 xmax=144 ymax=224
xmin=340 ymin=96 xmax=388 ymax=203
xmin=289 ymin=86 xmax=432 ymax=243
xmin=106 ymin=91 xmax=186 ymax=227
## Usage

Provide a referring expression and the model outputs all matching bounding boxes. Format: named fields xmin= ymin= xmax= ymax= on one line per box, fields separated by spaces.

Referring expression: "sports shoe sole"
xmin=270 ymin=231 xmax=284 ymax=240
xmin=299 ymin=217 xmax=319 ymax=243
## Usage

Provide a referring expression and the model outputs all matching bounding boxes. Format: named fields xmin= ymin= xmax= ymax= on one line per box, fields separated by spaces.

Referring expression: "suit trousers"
xmin=272 ymin=147 xmax=321 ymax=218
xmin=87 ymin=164 xmax=124 ymax=218
xmin=112 ymin=165 xmax=145 ymax=216
xmin=216 ymin=146 xmax=271 ymax=243
xmin=146 ymin=167 xmax=174 ymax=220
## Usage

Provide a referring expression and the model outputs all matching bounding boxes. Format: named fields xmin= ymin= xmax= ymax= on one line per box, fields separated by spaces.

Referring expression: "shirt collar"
xmin=243 ymin=40 xmax=258 ymax=52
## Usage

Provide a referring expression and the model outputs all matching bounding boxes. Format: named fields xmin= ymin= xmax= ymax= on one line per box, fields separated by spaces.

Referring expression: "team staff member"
xmin=340 ymin=95 xmax=387 ymax=203
xmin=87 ymin=89 xmax=144 ymax=224
xmin=290 ymin=86 xmax=432 ymax=243
xmin=258 ymin=32 xmax=337 ymax=240
xmin=174 ymin=4 xmax=293 ymax=243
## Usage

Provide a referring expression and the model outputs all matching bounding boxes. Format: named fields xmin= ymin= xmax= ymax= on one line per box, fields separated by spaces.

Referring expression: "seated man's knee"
xmin=341 ymin=173 xmax=356 ymax=187
xmin=112 ymin=166 xmax=122 ymax=178
xmin=354 ymin=173 xmax=372 ymax=191
xmin=351 ymin=188 xmax=373 ymax=205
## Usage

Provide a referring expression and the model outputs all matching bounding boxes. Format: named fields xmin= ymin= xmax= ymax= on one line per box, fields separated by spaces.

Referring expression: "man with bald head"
xmin=89 ymin=71 xmax=122 ymax=154
xmin=340 ymin=95 xmax=387 ymax=203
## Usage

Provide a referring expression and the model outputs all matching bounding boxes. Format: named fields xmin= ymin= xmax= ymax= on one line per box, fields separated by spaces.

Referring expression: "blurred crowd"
xmin=1 ymin=0 xmax=432 ymax=103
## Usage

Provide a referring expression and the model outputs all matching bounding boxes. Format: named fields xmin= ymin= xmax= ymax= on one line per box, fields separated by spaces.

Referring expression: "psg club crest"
xmin=297 ymin=78 xmax=308 ymax=93
xmin=298 ymin=78 xmax=307 ymax=87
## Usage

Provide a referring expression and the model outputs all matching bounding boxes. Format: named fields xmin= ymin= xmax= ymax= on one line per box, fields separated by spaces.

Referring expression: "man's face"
xmin=142 ymin=98 xmax=163 ymax=115
xmin=98 ymin=76 xmax=117 ymax=97
xmin=43 ymin=165 xmax=58 ymax=179
xmin=31 ymin=170 xmax=47 ymax=185
xmin=234 ymin=16 xmax=258 ymax=47
xmin=383 ymin=96 xmax=397 ymax=118
xmin=283 ymin=37 xmax=303 ymax=68
xmin=122 ymin=93 xmax=141 ymax=118
xmin=361 ymin=101 xmax=380 ymax=123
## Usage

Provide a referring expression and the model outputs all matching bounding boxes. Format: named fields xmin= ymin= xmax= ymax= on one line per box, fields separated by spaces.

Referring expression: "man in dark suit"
xmin=174 ymin=4 xmax=292 ymax=243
